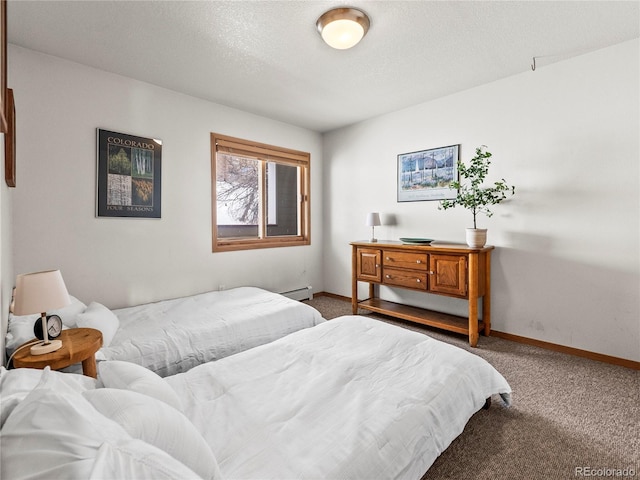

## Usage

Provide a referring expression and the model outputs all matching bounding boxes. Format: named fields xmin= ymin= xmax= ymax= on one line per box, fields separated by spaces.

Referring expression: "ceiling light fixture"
xmin=316 ymin=7 xmax=370 ymax=50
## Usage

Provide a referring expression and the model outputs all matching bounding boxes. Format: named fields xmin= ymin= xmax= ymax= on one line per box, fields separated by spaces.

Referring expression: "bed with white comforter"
xmin=1 ymin=315 xmax=510 ymax=480
xmin=99 ymin=287 xmax=324 ymax=376
xmin=6 ymin=287 xmax=324 ymax=377
xmin=166 ymin=315 xmax=511 ymax=479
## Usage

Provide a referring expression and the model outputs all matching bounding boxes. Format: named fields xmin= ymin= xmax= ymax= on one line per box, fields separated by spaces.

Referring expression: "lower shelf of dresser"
xmin=356 ymin=298 xmax=484 ymax=336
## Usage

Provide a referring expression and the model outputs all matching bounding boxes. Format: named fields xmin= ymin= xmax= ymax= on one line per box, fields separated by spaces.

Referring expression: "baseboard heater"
xmin=280 ymin=286 xmax=313 ymax=301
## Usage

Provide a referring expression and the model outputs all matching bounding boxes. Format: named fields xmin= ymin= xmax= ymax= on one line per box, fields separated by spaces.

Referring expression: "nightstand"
xmin=12 ymin=328 xmax=103 ymax=378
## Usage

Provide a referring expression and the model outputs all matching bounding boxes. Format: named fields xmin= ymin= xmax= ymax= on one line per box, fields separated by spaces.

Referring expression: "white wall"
xmin=1 ymin=133 xmax=14 ymax=365
xmin=10 ymin=45 xmax=324 ymax=309
xmin=8 ymin=40 xmax=639 ymax=363
xmin=323 ymin=39 xmax=639 ymax=362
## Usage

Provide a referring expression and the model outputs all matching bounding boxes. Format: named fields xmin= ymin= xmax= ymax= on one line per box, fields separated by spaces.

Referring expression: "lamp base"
xmin=30 ymin=340 xmax=62 ymax=356
xmin=370 ymin=238 xmax=378 ymax=242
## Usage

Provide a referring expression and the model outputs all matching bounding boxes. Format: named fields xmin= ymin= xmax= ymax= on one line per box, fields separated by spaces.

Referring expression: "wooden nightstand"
xmin=12 ymin=328 xmax=103 ymax=378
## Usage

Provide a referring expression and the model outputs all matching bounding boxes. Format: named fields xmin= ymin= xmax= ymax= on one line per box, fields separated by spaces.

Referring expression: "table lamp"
xmin=13 ymin=270 xmax=71 ymax=355
xmin=366 ymin=212 xmax=381 ymax=243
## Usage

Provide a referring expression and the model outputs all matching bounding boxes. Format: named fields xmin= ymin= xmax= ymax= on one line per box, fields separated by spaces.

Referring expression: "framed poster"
xmin=397 ymin=144 xmax=459 ymax=202
xmin=4 ymin=87 xmax=14 ymax=186
xmin=0 ymin=0 xmax=8 ymax=133
xmin=96 ymin=129 xmax=162 ymax=218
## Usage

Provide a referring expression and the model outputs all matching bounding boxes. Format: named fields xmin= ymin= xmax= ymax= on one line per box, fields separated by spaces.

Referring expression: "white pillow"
xmin=75 ymin=302 xmax=120 ymax=347
xmin=97 ymin=360 xmax=182 ymax=411
xmin=0 ymin=368 xmax=201 ymax=480
xmin=0 ymin=366 xmax=96 ymax=428
xmin=90 ymin=440 xmax=205 ymax=480
xmin=84 ymin=388 xmax=221 ymax=480
xmin=4 ymin=295 xmax=87 ymax=353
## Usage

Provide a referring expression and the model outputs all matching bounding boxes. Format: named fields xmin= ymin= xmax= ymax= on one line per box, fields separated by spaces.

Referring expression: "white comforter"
xmin=97 ymin=287 xmax=324 ymax=377
xmin=166 ymin=315 xmax=511 ymax=480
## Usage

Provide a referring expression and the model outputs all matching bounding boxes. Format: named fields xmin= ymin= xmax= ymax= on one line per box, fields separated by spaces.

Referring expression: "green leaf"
xmin=438 ymin=145 xmax=515 ymax=226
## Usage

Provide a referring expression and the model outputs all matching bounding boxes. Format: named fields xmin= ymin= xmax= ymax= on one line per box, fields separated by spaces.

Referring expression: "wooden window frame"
xmin=211 ymin=133 xmax=311 ymax=252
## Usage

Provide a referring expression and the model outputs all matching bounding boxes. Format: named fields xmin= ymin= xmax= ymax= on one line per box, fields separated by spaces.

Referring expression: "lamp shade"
xmin=317 ymin=7 xmax=370 ymax=50
xmin=365 ymin=212 xmax=381 ymax=227
xmin=13 ymin=270 xmax=71 ymax=316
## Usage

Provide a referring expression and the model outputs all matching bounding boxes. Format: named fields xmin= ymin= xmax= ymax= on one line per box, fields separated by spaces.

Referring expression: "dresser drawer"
xmin=383 ymin=267 xmax=428 ymax=290
xmin=382 ymin=251 xmax=428 ymax=271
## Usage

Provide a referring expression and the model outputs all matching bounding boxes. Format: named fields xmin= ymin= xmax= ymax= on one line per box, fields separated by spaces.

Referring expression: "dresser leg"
xmin=468 ymin=252 xmax=479 ymax=347
xmin=352 ymin=246 xmax=358 ymax=314
xmin=483 ymin=250 xmax=492 ymax=336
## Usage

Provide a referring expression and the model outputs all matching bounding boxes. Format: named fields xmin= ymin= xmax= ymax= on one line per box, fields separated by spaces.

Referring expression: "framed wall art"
xmin=0 ymin=0 xmax=8 ymax=133
xmin=96 ymin=129 xmax=162 ymax=218
xmin=397 ymin=144 xmax=459 ymax=202
xmin=4 ymin=87 xmax=14 ymax=187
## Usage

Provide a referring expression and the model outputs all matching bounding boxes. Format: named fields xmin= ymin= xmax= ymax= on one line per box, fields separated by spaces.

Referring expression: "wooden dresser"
xmin=351 ymin=240 xmax=494 ymax=346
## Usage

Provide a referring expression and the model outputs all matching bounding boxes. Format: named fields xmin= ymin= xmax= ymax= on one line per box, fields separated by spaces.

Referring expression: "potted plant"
xmin=439 ymin=145 xmax=515 ymax=248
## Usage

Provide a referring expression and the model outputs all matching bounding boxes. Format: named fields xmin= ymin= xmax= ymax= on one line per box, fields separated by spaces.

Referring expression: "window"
xmin=211 ymin=133 xmax=310 ymax=252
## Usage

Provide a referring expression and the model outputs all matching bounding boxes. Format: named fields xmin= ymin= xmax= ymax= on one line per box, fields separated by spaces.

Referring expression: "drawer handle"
xmin=386 ymin=257 xmax=391 ymax=261
xmin=416 ymin=260 xmax=421 ymax=264
xmin=416 ymin=279 xmax=421 ymax=283
xmin=385 ymin=274 xmax=391 ymax=279
xmin=428 ymin=271 xmax=434 ymax=275
xmin=376 ymin=264 xmax=380 ymax=268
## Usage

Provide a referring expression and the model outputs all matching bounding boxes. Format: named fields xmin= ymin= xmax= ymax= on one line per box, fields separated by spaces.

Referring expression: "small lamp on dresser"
xmin=366 ymin=212 xmax=381 ymax=243
xmin=13 ymin=270 xmax=71 ymax=355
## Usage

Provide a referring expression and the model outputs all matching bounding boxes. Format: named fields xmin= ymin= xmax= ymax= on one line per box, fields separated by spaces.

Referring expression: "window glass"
xmin=211 ymin=133 xmax=310 ymax=251
xmin=216 ymin=154 xmax=259 ymax=238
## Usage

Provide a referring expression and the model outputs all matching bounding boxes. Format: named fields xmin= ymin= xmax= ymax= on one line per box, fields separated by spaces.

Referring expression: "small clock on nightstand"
xmin=33 ymin=314 xmax=63 ymax=341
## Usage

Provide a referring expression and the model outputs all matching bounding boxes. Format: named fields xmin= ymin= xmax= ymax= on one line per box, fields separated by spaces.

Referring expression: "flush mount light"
xmin=316 ymin=7 xmax=370 ymax=50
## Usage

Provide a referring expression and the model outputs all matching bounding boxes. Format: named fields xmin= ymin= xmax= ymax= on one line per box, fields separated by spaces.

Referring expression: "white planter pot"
xmin=465 ymin=228 xmax=487 ymax=248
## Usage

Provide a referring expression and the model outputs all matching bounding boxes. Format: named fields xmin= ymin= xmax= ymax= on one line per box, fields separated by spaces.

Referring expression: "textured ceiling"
xmin=8 ymin=0 xmax=640 ymax=132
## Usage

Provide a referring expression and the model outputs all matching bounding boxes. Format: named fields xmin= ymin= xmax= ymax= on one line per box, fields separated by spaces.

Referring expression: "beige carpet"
xmin=304 ymin=296 xmax=639 ymax=480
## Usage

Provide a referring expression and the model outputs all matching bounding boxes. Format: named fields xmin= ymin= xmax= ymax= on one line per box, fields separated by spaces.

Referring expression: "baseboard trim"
xmin=490 ymin=330 xmax=639 ymax=370
xmin=314 ymin=291 xmax=350 ymax=301
xmin=313 ymin=292 xmax=639 ymax=371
